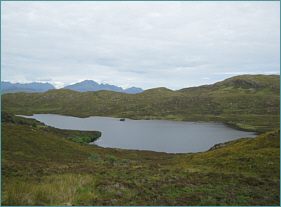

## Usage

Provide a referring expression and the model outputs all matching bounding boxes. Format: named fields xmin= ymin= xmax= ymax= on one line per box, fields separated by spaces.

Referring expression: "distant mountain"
xmin=1 ymin=81 xmax=56 ymax=94
xmin=1 ymin=87 xmax=40 ymax=94
xmin=2 ymin=74 xmax=279 ymax=132
xmin=63 ymin=80 xmax=143 ymax=94
xmin=1 ymin=80 xmax=144 ymax=94
xmin=124 ymin=86 xmax=144 ymax=94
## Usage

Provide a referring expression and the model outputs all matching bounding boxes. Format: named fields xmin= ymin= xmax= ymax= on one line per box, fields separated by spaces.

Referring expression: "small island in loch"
xmin=1 ymin=74 xmax=280 ymax=206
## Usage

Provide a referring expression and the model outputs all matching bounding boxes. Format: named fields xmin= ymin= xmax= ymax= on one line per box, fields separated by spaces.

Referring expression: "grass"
xmin=1 ymin=114 xmax=280 ymax=206
xmin=2 ymin=174 xmax=96 ymax=206
xmin=1 ymin=74 xmax=279 ymax=132
xmin=177 ymin=129 xmax=280 ymax=180
xmin=1 ymin=74 xmax=279 ymax=205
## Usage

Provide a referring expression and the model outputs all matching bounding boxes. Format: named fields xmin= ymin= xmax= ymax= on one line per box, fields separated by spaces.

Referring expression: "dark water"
xmin=19 ymin=114 xmax=259 ymax=153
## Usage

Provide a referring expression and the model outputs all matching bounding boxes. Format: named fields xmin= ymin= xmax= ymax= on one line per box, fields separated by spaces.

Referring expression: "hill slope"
xmin=1 ymin=75 xmax=279 ymax=132
xmin=179 ymin=129 xmax=280 ymax=179
xmin=1 ymin=115 xmax=279 ymax=206
xmin=178 ymin=74 xmax=280 ymax=93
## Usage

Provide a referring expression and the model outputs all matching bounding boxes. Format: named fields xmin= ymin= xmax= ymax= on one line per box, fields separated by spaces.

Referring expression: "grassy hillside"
xmin=1 ymin=112 xmax=101 ymax=145
xmin=180 ymin=74 xmax=280 ymax=92
xmin=1 ymin=115 xmax=279 ymax=206
xmin=1 ymin=75 xmax=279 ymax=132
xmin=178 ymin=129 xmax=280 ymax=179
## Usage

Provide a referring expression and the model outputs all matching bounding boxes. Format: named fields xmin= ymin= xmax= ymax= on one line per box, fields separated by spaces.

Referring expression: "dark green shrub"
xmin=93 ymin=132 xmax=102 ymax=141
xmin=109 ymin=156 xmax=117 ymax=164
xmin=67 ymin=137 xmax=87 ymax=146
xmin=105 ymin=155 xmax=117 ymax=164
xmin=88 ymin=152 xmax=103 ymax=164
xmin=32 ymin=122 xmax=37 ymax=128
xmin=81 ymin=136 xmax=91 ymax=143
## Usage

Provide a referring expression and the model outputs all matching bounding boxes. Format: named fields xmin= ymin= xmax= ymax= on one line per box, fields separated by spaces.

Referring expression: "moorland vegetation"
xmin=2 ymin=74 xmax=279 ymax=132
xmin=1 ymin=74 xmax=280 ymax=206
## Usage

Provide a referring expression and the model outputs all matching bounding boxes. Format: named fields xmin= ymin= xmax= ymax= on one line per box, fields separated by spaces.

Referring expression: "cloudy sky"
xmin=1 ymin=1 xmax=280 ymax=90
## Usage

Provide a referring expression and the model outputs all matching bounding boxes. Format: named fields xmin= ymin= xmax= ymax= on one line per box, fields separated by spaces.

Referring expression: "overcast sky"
xmin=1 ymin=1 xmax=280 ymax=90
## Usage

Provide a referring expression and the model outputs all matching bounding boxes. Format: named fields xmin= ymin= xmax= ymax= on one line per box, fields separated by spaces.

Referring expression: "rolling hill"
xmin=1 ymin=75 xmax=279 ymax=132
xmin=1 ymin=113 xmax=279 ymax=206
xmin=179 ymin=74 xmax=280 ymax=93
xmin=1 ymin=74 xmax=280 ymax=205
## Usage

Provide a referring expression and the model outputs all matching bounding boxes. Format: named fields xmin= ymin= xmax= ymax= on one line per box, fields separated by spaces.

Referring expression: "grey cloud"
xmin=1 ymin=1 xmax=280 ymax=90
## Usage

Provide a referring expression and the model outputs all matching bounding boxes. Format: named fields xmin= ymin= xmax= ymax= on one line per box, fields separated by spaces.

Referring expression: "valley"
xmin=1 ymin=74 xmax=280 ymax=206
xmin=2 ymin=75 xmax=280 ymax=132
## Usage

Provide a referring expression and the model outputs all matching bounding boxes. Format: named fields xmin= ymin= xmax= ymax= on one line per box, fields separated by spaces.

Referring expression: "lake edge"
xmin=16 ymin=114 xmax=260 ymax=153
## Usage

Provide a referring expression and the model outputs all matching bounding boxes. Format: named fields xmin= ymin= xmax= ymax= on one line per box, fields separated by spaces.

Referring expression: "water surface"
xmin=19 ymin=114 xmax=259 ymax=153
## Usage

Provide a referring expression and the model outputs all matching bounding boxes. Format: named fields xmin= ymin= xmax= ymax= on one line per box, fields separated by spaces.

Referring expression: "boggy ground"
xmin=1 ymin=114 xmax=280 ymax=206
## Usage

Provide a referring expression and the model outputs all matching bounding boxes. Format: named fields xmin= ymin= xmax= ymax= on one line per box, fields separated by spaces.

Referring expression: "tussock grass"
xmin=178 ymin=129 xmax=280 ymax=179
xmin=1 ymin=121 xmax=280 ymax=205
xmin=2 ymin=174 xmax=96 ymax=206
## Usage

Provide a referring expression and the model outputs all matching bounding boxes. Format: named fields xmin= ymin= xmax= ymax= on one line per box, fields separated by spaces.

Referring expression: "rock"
xmin=208 ymin=143 xmax=227 ymax=151
xmin=111 ymin=199 xmax=118 ymax=203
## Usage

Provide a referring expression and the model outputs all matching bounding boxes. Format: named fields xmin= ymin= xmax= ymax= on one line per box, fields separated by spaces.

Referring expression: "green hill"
xmin=214 ymin=74 xmax=280 ymax=89
xmin=1 ymin=74 xmax=279 ymax=206
xmin=179 ymin=74 xmax=279 ymax=93
xmin=1 ymin=75 xmax=279 ymax=132
xmin=178 ymin=129 xmax=280 ymax=179
xmin=1 ymin=114 xmax=279 ymax=206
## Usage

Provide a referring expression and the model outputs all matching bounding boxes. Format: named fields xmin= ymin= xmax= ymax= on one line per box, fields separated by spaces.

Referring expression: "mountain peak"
xmin=1 ymin=81 xmax=56 ymax=94
xmin=63 ymin=80 xmax=143 ymax=94
xmin=80 ymin=80 xmax=98 ymax=84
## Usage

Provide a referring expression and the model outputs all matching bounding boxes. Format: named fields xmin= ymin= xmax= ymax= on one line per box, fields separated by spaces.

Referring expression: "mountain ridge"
xmin=1 ymin=80 xmax=144 ymax=94
xmin=2 ymin=74 xmax=279 ymax=94
xmin=2 ymin=74 xmax=279 ymax=133
xmin=1 ymin=81 xmax=56 ymax=94
xmin=1 ymin=87 xmax=40 ymax=94
xmin=1 ymin=74 xmax=279 ymax=206
xmin=63 ymin=80 xmax=143 ymax=94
